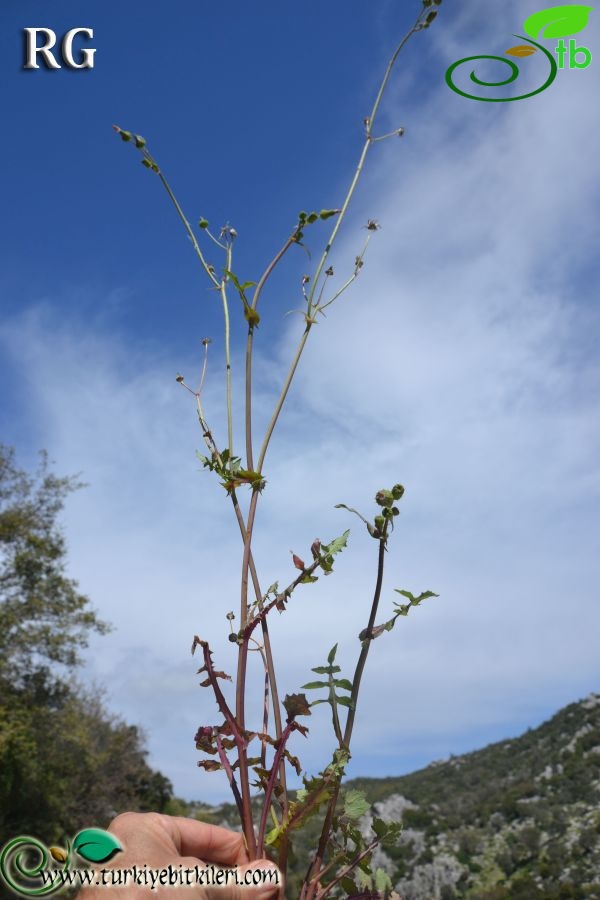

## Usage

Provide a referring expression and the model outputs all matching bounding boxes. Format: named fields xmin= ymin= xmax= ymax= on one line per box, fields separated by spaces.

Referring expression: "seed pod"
xmin=375 ymin=489 xmax=394 ymax=508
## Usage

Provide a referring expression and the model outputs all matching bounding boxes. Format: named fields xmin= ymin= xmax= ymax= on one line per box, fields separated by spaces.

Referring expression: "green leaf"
xmin=312 ymin=665 xmax=341 ymax=675
xmin=344 ymin=789 xmax=371 ymax=820
xmin=300 ymin=574 xmax=319 ymax=584
xmin=333 ymin=678 xmax=353 ymax=692
xmin=73 ymin=828 xmax=122 ymax=864
xmin=382 ymin=821 xmax=402 ymax=846
xmin=523 ymin=5 xmax=593 ymax=39
xmin=327 ymin=643 xmax=338 ymax=664
xmin=371 ymin=816 xmax=388 ymax=839
xmin=301 ymin=680 xmax=330 ymax=690
xmin=394 ymin=589 xmax=439 ymax=604
xmin=374 ymin=868 xmax=393 ymax=893
xmin=323 ymin=530 xmax=350 ymax=556
xmin=340 ymin=877 xmax=358 ymax=895
xmin=334 ymin=695 xmax=354 ymax=709
xmin=319 ymin=209 xmax=338 ymax=220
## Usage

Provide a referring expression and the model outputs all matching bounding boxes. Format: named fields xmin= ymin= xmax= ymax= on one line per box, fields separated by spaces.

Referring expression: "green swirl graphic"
xmin=0 ymin=837 xmax=68 ymax=896
xmin=445 ymin=36 xmax=558 ymax=101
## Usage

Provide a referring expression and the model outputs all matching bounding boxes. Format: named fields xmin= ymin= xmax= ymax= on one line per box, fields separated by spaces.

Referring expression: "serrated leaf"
xmin=333 ymin=678 xmax=353 ymax=692
xmin=335 ymin=695 xmax=354 ymax=709
xmin=506 ymin=44 xmax=538 ymax=56
xmin=371 ymin=817 xmax=389 ymax=840
xmin=73 ymin=828 xmax=122 ymax=863
xmin=382 ymin=822 xmax=402 ymax=847
xmin=340 ymin=877 xmax=359 ymax=895
xmin=394 ymin=589 xmax=439 ymax=604
xmin=344 ymin=789 xmax=371 ymax=820
xmin=523 ymin=4 xmax=593 ymax=39
xmin=357 ymin=868 xmax=372 ymax=888
xmin=301 ymin=680 xmax=330 ymax=690
xmin=374 ymin=868 xmax=393 ymax=893
xmin=323 ymin=529 xmax=350 ymax=556
xmin=283 ymin=693 xmax=312 ymax=719
xmin=327 ymin=643 xmax=338 ymax=664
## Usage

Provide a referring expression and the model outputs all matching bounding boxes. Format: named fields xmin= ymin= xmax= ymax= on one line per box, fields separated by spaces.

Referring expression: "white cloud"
xmin=2 ymin=5 xmax=599 ymax=802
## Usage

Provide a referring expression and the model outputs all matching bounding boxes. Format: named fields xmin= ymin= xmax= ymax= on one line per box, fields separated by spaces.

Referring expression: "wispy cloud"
xmin=1 ymin=4 xmax=599 ymax=801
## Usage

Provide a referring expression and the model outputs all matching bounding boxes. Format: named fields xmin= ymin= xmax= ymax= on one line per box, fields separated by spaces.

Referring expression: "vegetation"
xmin=0 ymin=445 xmax=174 ymax=845
xmin=114 ymin=3 xmax=442 ymax=896
xmin=177 ymin=693 xmax=600 ymax=899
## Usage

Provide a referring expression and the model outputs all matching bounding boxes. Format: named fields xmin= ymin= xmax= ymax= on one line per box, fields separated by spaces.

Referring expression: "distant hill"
xmin=190 ymin=693 xmax=600 ymax=898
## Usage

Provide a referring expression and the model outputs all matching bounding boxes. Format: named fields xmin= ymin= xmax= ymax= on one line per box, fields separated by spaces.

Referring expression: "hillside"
xmin=192 ymin=693 xmax=600 ymax=898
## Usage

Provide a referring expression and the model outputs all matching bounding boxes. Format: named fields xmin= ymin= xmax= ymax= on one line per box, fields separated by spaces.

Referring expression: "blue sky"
xmin=1 ymin=1 xmax=599 ymax=803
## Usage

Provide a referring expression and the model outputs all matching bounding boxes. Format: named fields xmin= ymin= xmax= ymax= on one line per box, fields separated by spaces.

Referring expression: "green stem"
xmin=301 ymin=533 xmax=388 ymax=899
xmin=155 ymin=169 xmax=220 ymax=288
xmin=221 ymin=247 xmax=234 ymax=463
xmin=245 ymin=236 xmax=295 ymax=472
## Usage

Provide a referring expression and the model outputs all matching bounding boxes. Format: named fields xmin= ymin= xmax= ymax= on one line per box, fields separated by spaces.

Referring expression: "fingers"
xmin=166 ymin=815 xmax=249 ymax=866
xmin=197 ymin=859 xmax=281 ymax=900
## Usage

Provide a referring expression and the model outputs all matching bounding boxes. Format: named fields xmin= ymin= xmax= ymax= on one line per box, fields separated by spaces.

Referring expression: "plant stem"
xmin=258 ymin=8 xmax=425 ymax=476
xmin=221 ymin=247 xmax=234 ymax=463
xmin=195 ymin=639 xmax=257 ymax=856
xmin=315 ymin=839 xmax=380 ymax=900
xmin=245 ymin=235 xmax=296 ymax=472
xmin=301 ymin=534 xmax=388 ymax=899
xmin=256 ymin=721 xmax=294 ymax=856
xmin=154 ymin=169 xmax=220 ymax=289
xmin=216 ymin=735 xmax=244 ymax=823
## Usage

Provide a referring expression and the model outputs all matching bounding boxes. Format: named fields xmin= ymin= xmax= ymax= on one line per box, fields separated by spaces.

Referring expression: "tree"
xmin=0 ymin=445 xmax=173 ymax=844
xmin=0 ymin=444 xmax=109 ymax=685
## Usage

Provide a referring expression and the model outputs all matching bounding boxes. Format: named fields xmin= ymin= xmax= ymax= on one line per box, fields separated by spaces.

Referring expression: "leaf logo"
xmin=506 ymin=45 xmax=538 ymax=56
xmin=73 ymin=828 xmax=122 ymax=864
xmin=523 ymin=4 xmax=594 ymax=39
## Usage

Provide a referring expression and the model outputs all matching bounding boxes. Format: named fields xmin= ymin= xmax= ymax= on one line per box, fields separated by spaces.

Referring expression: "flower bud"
xmin=375 ymin=489 xmax=394 ymax=507
xmin=392 ymin=484 xmax=405 ymax=500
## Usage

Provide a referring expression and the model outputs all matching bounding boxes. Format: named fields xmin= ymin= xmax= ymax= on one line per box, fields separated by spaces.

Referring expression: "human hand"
xmin=78 ymin=812 xmax=281 ymax=898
